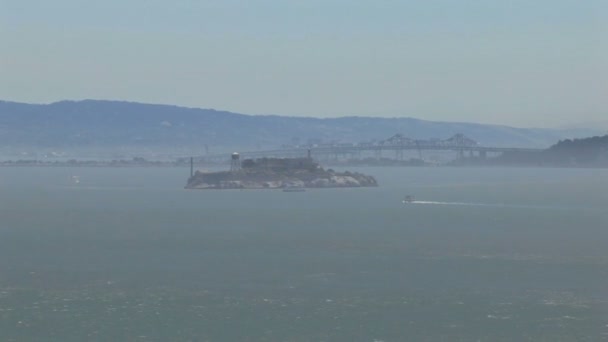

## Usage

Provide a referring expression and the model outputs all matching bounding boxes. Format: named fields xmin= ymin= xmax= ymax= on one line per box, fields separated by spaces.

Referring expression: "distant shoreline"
xmin=2 ymin=160 xmax=608 ymax=169
xmin=0 ymin=160 xmax=184 ymax=168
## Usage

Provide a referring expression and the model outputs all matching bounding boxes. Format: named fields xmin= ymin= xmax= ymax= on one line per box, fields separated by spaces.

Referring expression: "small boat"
xmin=402 ymin=195 xmax=415 ymax=203
xmin=71 ymin=175 xmax=80 ymax=184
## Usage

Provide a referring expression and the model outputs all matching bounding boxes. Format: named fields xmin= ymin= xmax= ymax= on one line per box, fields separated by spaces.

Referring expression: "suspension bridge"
xmin=187 ymin=134 xmax=543 ymax=163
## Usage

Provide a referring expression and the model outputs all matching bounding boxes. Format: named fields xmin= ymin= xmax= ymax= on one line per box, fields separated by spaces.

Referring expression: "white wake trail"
xmin=410 ymin=200 xmax=490 ymax=206
xmin=407 ymin=200 xmax=568 ymax=210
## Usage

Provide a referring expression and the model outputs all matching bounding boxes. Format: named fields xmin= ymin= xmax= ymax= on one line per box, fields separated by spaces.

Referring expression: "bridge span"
xmin=193 ymin=134 xmax=544 ymax=163
xmin=201 ymin=145 xmax=542 ymax=162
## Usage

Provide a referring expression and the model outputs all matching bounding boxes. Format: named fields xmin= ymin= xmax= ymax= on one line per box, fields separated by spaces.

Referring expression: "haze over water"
xmin=1 ymin=166 xmax=607 ymax=341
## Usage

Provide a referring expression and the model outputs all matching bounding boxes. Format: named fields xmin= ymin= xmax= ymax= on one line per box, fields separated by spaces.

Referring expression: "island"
xmin=185 ymin=156 xmax=378 ymax=189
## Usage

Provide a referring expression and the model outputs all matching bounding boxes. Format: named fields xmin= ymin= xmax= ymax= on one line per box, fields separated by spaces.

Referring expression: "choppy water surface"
xmin=1 ymin=166 xmax=607 ymax=341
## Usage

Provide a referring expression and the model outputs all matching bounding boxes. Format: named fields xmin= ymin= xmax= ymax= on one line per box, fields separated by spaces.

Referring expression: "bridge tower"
xmin=415 ymin=140 xmax=423 ymax=160
xmin=395 ymin=149 xmax=404 ymax=161
xmin=190 ymin=157 xmax=194 ymax=177
xmin=230 ymin=152 xmax=241 ymax=172
xmin=374 ymin=148 xmax=382 ymax=160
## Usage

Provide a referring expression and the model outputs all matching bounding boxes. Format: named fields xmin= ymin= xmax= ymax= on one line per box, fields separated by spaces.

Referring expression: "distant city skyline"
xmin=1 ymin=0 xmax=606 ymax=128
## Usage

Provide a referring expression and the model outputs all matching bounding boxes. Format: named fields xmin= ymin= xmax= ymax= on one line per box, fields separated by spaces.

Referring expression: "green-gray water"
xmin=1 ymin=167 xmax=607 ymax=341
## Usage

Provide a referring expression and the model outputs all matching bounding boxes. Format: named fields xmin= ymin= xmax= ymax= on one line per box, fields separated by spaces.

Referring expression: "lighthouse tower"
xmin=230 ymin=152 xmax=241 ymax=172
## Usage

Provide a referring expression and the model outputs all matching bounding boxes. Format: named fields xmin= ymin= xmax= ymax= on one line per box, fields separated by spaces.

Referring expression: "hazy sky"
xmin=1 ymin=0 xmax=606 ymax=127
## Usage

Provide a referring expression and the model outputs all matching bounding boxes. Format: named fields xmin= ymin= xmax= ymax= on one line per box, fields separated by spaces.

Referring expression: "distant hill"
xmin=0 ymin=100 xmax=602 ymax=156
xmin=496 ymin=135 xmax=608 ymax=167
xmin=544 ymin=135 xmax=608 ymax=165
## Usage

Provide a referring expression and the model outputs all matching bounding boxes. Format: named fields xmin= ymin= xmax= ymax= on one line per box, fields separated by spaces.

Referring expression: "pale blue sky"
xmin=1 ymin=0 xmax=606 ymax=127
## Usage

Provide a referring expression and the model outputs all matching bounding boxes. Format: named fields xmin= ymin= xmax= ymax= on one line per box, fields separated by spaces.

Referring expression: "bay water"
xmin=0 ymin=166 xmax=607 ymax=341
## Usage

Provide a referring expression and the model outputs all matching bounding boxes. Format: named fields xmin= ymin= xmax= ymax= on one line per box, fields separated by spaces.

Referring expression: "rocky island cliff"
xmin=185 ymin=157 xmax=377 ymax=189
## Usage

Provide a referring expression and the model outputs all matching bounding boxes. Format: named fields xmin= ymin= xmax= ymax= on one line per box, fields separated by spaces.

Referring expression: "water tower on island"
xmin=230 ymin=152 xmax=241 ymax=172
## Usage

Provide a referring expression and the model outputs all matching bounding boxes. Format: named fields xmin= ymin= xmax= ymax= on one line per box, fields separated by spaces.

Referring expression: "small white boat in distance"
xmin=71 ymin=175 xmax=80 ymax=184
xmin=402 ymin=195 xmax=415 ymax=203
